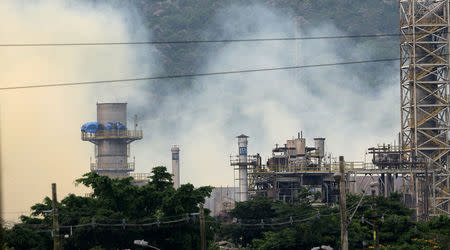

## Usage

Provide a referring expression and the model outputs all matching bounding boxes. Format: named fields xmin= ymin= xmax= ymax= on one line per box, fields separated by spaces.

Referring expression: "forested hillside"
xmin=90 ymin=0 xmax=398 ymax=93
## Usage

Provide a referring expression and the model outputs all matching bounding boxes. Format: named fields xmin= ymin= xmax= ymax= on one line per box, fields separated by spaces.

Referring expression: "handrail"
xmin=82 ymin=130 xmax=143 ymax=140
xmin=129 ymin=172 xmax=151 ymax=181
xmin=90 ymin=162 xmax=135 ymax=171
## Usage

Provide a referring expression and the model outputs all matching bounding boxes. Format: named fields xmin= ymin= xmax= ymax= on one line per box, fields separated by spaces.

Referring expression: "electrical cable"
xmin=0 ymin=31 xmax=442 ymax=47
xmin=1 ymin=41 xmax=446 ymax=91
xmin=0 ymin=57 xmax=399 ymax=91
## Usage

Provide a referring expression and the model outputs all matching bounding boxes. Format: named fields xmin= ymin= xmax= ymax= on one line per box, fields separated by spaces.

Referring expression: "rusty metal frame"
xmin=400 ymin=0 xmax=450 ymax=216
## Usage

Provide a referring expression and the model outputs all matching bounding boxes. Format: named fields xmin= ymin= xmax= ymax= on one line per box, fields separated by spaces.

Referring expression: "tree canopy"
xmin=5 ymin=166 xmax=214 ymax=250
xmin=219 ymin=190 xmax=449 ymax=249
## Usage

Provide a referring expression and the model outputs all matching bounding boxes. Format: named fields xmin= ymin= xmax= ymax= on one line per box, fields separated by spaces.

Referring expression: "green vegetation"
xmin=4 ymin=175 xmax=449 ymax=249
xmin=218 ymin=190 xmax=449 ymax=249
xmin=89 ymin=0 xmax=399 ymax=95
xmin=4 ymin=167 xmax=214 ymax=249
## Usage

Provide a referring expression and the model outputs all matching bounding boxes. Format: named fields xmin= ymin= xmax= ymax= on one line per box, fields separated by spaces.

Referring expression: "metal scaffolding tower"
xmin=400 ymin=0 xmax=450 ymax=216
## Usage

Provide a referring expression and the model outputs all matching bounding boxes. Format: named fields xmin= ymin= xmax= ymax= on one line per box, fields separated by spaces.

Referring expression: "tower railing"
xmin=81 ymin=130 xmax=143 ymax=141
xmin=90 ymin=162 xmax=135 ymax=172
xmin=128 ymin=172 xmax=152 ymax=181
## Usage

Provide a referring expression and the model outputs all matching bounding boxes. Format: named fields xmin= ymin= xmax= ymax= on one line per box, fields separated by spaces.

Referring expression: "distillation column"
xmin=172 ymin=145 xmax=180 ymax=189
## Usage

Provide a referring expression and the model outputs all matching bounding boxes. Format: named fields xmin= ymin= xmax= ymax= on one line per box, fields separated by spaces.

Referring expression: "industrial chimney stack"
xmin=237 ymin=134 xmax=249 ymax=202
xmin=171 ymin=145 xmax=180 ymax=189
xmin=81 ymin=103 xmax=142 ymax=179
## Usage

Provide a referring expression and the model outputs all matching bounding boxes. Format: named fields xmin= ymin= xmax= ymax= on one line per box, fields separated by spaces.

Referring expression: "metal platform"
xmin=81 ymin=130 xmax=143 ymax=143
xmin=90 ymin=162 xmax=135 ymax=172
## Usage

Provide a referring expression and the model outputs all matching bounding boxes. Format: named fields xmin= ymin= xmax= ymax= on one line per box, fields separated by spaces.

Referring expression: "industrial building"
xmin=230 ymin=133 xmax=340 ymax=204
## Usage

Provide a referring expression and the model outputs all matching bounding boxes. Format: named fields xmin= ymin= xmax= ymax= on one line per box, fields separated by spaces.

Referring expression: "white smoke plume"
xmin=1 ymin=2 xmax=399 ymax=222
xmin=133 ymin=5 xmax=399 ymax=187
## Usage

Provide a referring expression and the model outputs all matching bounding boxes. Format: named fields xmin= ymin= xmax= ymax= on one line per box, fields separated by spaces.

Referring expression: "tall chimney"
xmin=171 ymin=145 xmax=180 ymax=189
xmin=237 ymin=134 xmax=249 ymax=202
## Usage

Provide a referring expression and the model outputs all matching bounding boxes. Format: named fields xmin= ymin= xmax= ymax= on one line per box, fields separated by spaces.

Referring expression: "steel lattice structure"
xmin=400 ymin=0 xmax=450 ymax=216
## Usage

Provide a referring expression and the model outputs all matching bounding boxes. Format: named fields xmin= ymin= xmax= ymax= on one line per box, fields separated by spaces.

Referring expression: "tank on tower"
xmin=81 ymin=103 xmax=143 ymax=179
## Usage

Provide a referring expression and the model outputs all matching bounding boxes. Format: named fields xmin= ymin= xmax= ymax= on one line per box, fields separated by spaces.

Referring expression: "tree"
xmin=221 ymin=192 xmax=450 ymax=250
xmin=5 ymin=166 xmax=214 ymax=250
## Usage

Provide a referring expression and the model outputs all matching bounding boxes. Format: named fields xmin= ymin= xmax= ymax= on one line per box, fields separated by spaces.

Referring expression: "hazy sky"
xmin=0 ymin=1 xmax=399 ymax=223
xmin=0 ymin=0 xmax=153 ymax=222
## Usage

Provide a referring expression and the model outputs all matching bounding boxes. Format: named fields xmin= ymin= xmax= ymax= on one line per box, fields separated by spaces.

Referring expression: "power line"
xmin=0 ymin=31 xmax=444 ymax=47
xmin=0 ymin=57 xmax=398 ymax=91
xmin=0 ymin=33 xmax=401 ymax=47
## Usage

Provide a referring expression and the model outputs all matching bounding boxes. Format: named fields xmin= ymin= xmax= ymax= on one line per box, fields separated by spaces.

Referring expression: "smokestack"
xmin=171 ymin=145 xmax=180 ymax=189
xmin=237 ymin=134 xmax=249 ymax=202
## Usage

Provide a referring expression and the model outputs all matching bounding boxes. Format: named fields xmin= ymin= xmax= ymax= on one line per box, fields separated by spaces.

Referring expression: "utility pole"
xmin=52 ymin=183 xmax=61 ymax=250
xmin=372 ymin=190 xmax=379 ymax=250
xmin=338 ymin=156 xmax=348 ymax=250
xmin=199 ymin=203 xmax=206 ymax=250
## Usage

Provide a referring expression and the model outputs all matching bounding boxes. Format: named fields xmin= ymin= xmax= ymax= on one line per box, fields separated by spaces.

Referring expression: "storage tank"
xmin=295 ymin=138 xmax=306 ymax=155
xmin=314 ymin=138 xmax=325 ymax=158
xmin=286 ymin=139 xmax=296 ymax=155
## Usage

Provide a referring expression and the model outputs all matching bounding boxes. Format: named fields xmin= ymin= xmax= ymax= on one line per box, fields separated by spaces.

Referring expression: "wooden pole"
xmin=199 ymin=203 xmax=206 ymax=250
xmin=52 ymin=183 xmax=61 ymax=250
xmin=372 ymin=190 xmax=379 ymax=250
xmin=339 ymin=156 xmax=348 ymax=250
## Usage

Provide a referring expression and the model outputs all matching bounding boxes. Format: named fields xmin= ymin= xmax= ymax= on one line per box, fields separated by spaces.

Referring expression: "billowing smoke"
xmin=133 ymin=5 xmax=399 ymax=187
xmin=0 ymin=0 xmax=153 ymax=222
xmin=1 ymin=1 xmax=399 ymax=221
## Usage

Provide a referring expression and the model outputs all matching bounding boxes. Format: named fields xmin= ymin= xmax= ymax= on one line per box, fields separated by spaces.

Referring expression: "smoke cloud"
xmin=133 ymin=5 xmax=399 ymax=187
xmin=1 ymin=2 xmax=399 ymax=222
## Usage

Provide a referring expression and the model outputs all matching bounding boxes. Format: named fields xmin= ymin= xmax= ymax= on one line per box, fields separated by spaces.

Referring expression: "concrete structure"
xmin=171 ymin=145 xmax=180 ymax=189
xmin=82 ymin=103 xmax=142 ymax=178
xmin=237 ymin=135 xmax=249 ymax=201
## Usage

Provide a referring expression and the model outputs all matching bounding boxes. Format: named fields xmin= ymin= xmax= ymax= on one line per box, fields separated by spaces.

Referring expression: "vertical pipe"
xmin=237 ymin=135 xmax=249 ymax=202
xmin=171 ymin=145 xmax=180 ymax=189
xmin=424 ymin=160 xmax=429 ymax=220
xmin=415 ymin=175 xmax=419 ymax=221
xmin=432 ymin=170 xmax=436 ymax=215
xmin=239 ymin=167 xmax=248 ymax=202
xmin=384 ymin=174 xmax=388 ymax=197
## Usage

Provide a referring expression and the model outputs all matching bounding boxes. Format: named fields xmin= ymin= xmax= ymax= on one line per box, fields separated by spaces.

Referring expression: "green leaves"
xmin=6 ymin=166 xmax=214 ymax=249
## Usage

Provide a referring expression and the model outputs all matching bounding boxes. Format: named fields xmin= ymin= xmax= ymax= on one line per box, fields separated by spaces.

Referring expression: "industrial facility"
xmin=230 ymin=133 xmax=339 ymax=204
xmin=226 ymin=0 xmax=450 ymax=221
xmin=81 ymin=103 xmax=143 ymax=179
xmin=81 ymin=102 xmax=182 ymax=188
xmin=78 ymin=0 xmax=450 ymax=221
